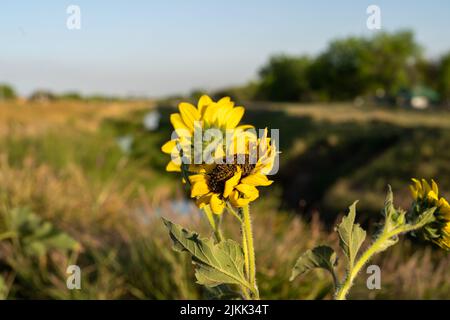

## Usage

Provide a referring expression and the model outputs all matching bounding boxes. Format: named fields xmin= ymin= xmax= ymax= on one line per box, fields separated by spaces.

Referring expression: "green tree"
xmin=0 ymin=84 xmax=17 ymax=100
xmin=309 ymin=37 xmax=372 ymax=101
xmin=367 ymin=30 xmax=423 ymax=96
xmin=437 ymin=52 xmax=450 ymax=105
xmin=256 ymin=55 xmax=312 ymax=102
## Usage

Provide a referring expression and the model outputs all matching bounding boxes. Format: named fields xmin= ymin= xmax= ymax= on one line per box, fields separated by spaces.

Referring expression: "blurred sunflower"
xmin=161 ymin=95 xmax=277 ymax=214
xmin=410 ymin=178 xmax=450 ymax=250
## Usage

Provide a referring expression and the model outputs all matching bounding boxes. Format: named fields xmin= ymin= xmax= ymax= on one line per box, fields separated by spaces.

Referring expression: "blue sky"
xmin=1 ymin=1 xmax=449 ymax=97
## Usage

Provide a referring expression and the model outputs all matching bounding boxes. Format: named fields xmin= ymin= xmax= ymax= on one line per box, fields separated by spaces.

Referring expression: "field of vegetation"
xmin=0 ymin=99 xmax=449 ymax=299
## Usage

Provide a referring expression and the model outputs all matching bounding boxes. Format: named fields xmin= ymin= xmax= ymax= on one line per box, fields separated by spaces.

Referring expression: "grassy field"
xmin=0 ymin=100 xmax=449 ymax=299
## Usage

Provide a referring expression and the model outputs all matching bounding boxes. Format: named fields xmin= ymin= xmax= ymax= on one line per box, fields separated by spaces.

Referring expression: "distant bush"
xmin=256 ymin=55 xmax=312 ymax=102
xmin=58 ymin=91 xmax=83 ymax=101
xmin=212 ymin=82 xmax=259 ymax=102
xmin=0 ymin=84 xmax=17 ymax=100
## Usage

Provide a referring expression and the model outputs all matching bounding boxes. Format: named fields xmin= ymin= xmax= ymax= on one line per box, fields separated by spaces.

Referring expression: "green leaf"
xmin=2 ymin=208 xmax=78 ymax=257
xmin=290 ymin=245 xmax=337 ymax=282
xmin=382 ymin=186 xmax=406 ymax=231
xmin=336 ymin=201 xmax=366 ymax=268
xmin=412 ymin=207 xmax=436 ymax=227
xmin=162 ymin=218 xmax=251 ymax=289
xmin=0 ymin=275 xmax=7 ymax=299
xmin=204 ymin=284 xmax=242 ymax=300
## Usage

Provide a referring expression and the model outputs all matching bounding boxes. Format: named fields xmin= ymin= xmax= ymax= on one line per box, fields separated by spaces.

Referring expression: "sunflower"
xmin=162 ymin=95 xmax=276 ymax=214
xmin=410 ymin=178 xmax=450 ymax=250
xmin=188 ymin=129 xmax=276 ymax=214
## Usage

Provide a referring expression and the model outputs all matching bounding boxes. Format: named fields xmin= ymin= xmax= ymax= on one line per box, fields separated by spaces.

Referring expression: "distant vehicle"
xmin=396 ymin=86 xmax=440 ymax=110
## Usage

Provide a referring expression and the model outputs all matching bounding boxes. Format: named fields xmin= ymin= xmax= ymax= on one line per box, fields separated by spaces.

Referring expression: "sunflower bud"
xmin=409 ymin=178 xmax=450 ymax=250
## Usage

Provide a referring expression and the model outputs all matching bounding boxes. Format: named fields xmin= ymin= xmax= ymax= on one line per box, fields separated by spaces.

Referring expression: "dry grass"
xmin=246 ymin=102 xmax=450 ymax=129
xmin=0 ymin=100 xmax=152 ymax=136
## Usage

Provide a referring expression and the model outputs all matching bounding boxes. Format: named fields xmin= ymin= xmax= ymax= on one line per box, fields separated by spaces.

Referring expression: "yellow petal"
xmin=217 ymin=96 xmax=231 ymax=105
xmin=196 ymin=193 xmax=212 ymax=209
xmin=170 ymin=113 xmax=192 ymax=137
xmin=179 ymin=102 xmax=200 ymax=132
xmin=210 ymin=194 xmax=225 ymax=214
xmin=166 ymin=160 xmax=181 ymax=172
xmin=236 ymin=124 xmax=254 ymax=131
xmin=203 ymin=103 xmax=220 ymax=125
xmin=197 ymin=95 xmax=213 ymax=115
xmin=443 ymin=221 xmax=450 ymax=234
xmin=431 ymin=179 xmax=439 ymax=196
xmin=161 ymin=139 xmax=177 ymax=154
xmin=227 ymin=129 xmax=256 ymax=157
xmin=229 ymin=190 xmax=251 ymax=207
xmin=422 ymin=179 xmax=431 ymax=195
xmin=189 ymin=174 xmax=207 ymax=184
xmin=411 ymin=178 xmax=422 ymax=197
xmin=223 ymin=171 xmax=242 ymax=198
xmin=241 ymin=173 xmax=273 ymax=186
xmin=216 ymin=102 xmax=234 ymax=128
xmin=191 ymin=179 xmax=210 ymax=198
xmin=189 ymin=163 xmax=215 ymax=173
xmin=409 ymin=185 xmax=418 ymax=199
xmin=427 ymin=191 xmax=438 ymax=202
xmin=438 ymin=198 xmax=450 ymax=218
xmin=224 ymin=106 xmax=245 ymax=129
xmin=257 ymin=156 xmax=276 ymax=175
xmin=235 ymin=184 xmax=259 ymax=201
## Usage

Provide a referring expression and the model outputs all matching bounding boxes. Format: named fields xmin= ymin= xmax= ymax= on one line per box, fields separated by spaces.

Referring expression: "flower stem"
xmin=241 ymin=228 xmax=250 ymax=280
xmin=213 ymin=214 xmax=224 ymax=242
xmin=241 ymin=205 xmax=259 ymax=299
xmin=203 ymin=206 xmax=223 ymax=242
xmin=335 ymin=223 xmax=425 ymax=300
xmin=335 ymin=234 xmax=387 ymax=300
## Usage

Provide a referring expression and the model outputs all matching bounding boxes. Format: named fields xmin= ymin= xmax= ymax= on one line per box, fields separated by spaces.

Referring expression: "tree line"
xmin=210 ymin=30 xmax=450 ymax=106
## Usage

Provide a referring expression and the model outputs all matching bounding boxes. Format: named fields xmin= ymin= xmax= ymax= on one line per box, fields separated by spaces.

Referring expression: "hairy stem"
xmin=241 ymin=205 xmax=259 ymax=299
xmin=335 ymin=223 xmax=425 ymax=300
xmin=203 ymin=206 xmax=223 ymax=242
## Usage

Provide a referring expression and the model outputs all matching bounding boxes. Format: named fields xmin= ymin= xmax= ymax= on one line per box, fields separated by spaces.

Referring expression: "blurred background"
xmin=0 ymin=1 xmax=449 ymax=299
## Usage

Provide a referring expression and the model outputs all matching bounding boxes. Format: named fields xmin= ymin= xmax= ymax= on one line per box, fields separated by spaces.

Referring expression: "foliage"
xmin=290 ymin=246 xmax=337 ymax=284
xmin=163 ymin=219 xmax=247 ymax=297
xmin=291 ymin=187 xmax=443 ymax=300
xmin=256 ymin=55 xmax=313 ymax=102
xmin=0 ymin=84 xmax=16 ymax=100
xmin=235 ymin=30 xmax=438 ymax=103
xmin=437 ymin=52 xmax=450 ymax=105
xmin=0 ymin=207 xmax=78 ymax=257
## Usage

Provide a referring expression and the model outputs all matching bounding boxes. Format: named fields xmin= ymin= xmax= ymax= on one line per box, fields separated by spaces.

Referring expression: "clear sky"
xmin=1 ymin=1 xmax=450 ymax=97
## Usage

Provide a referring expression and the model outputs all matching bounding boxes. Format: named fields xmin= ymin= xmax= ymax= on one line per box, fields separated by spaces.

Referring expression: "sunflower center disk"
xmin=207 ymin=155 xmax=255 ymax=195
